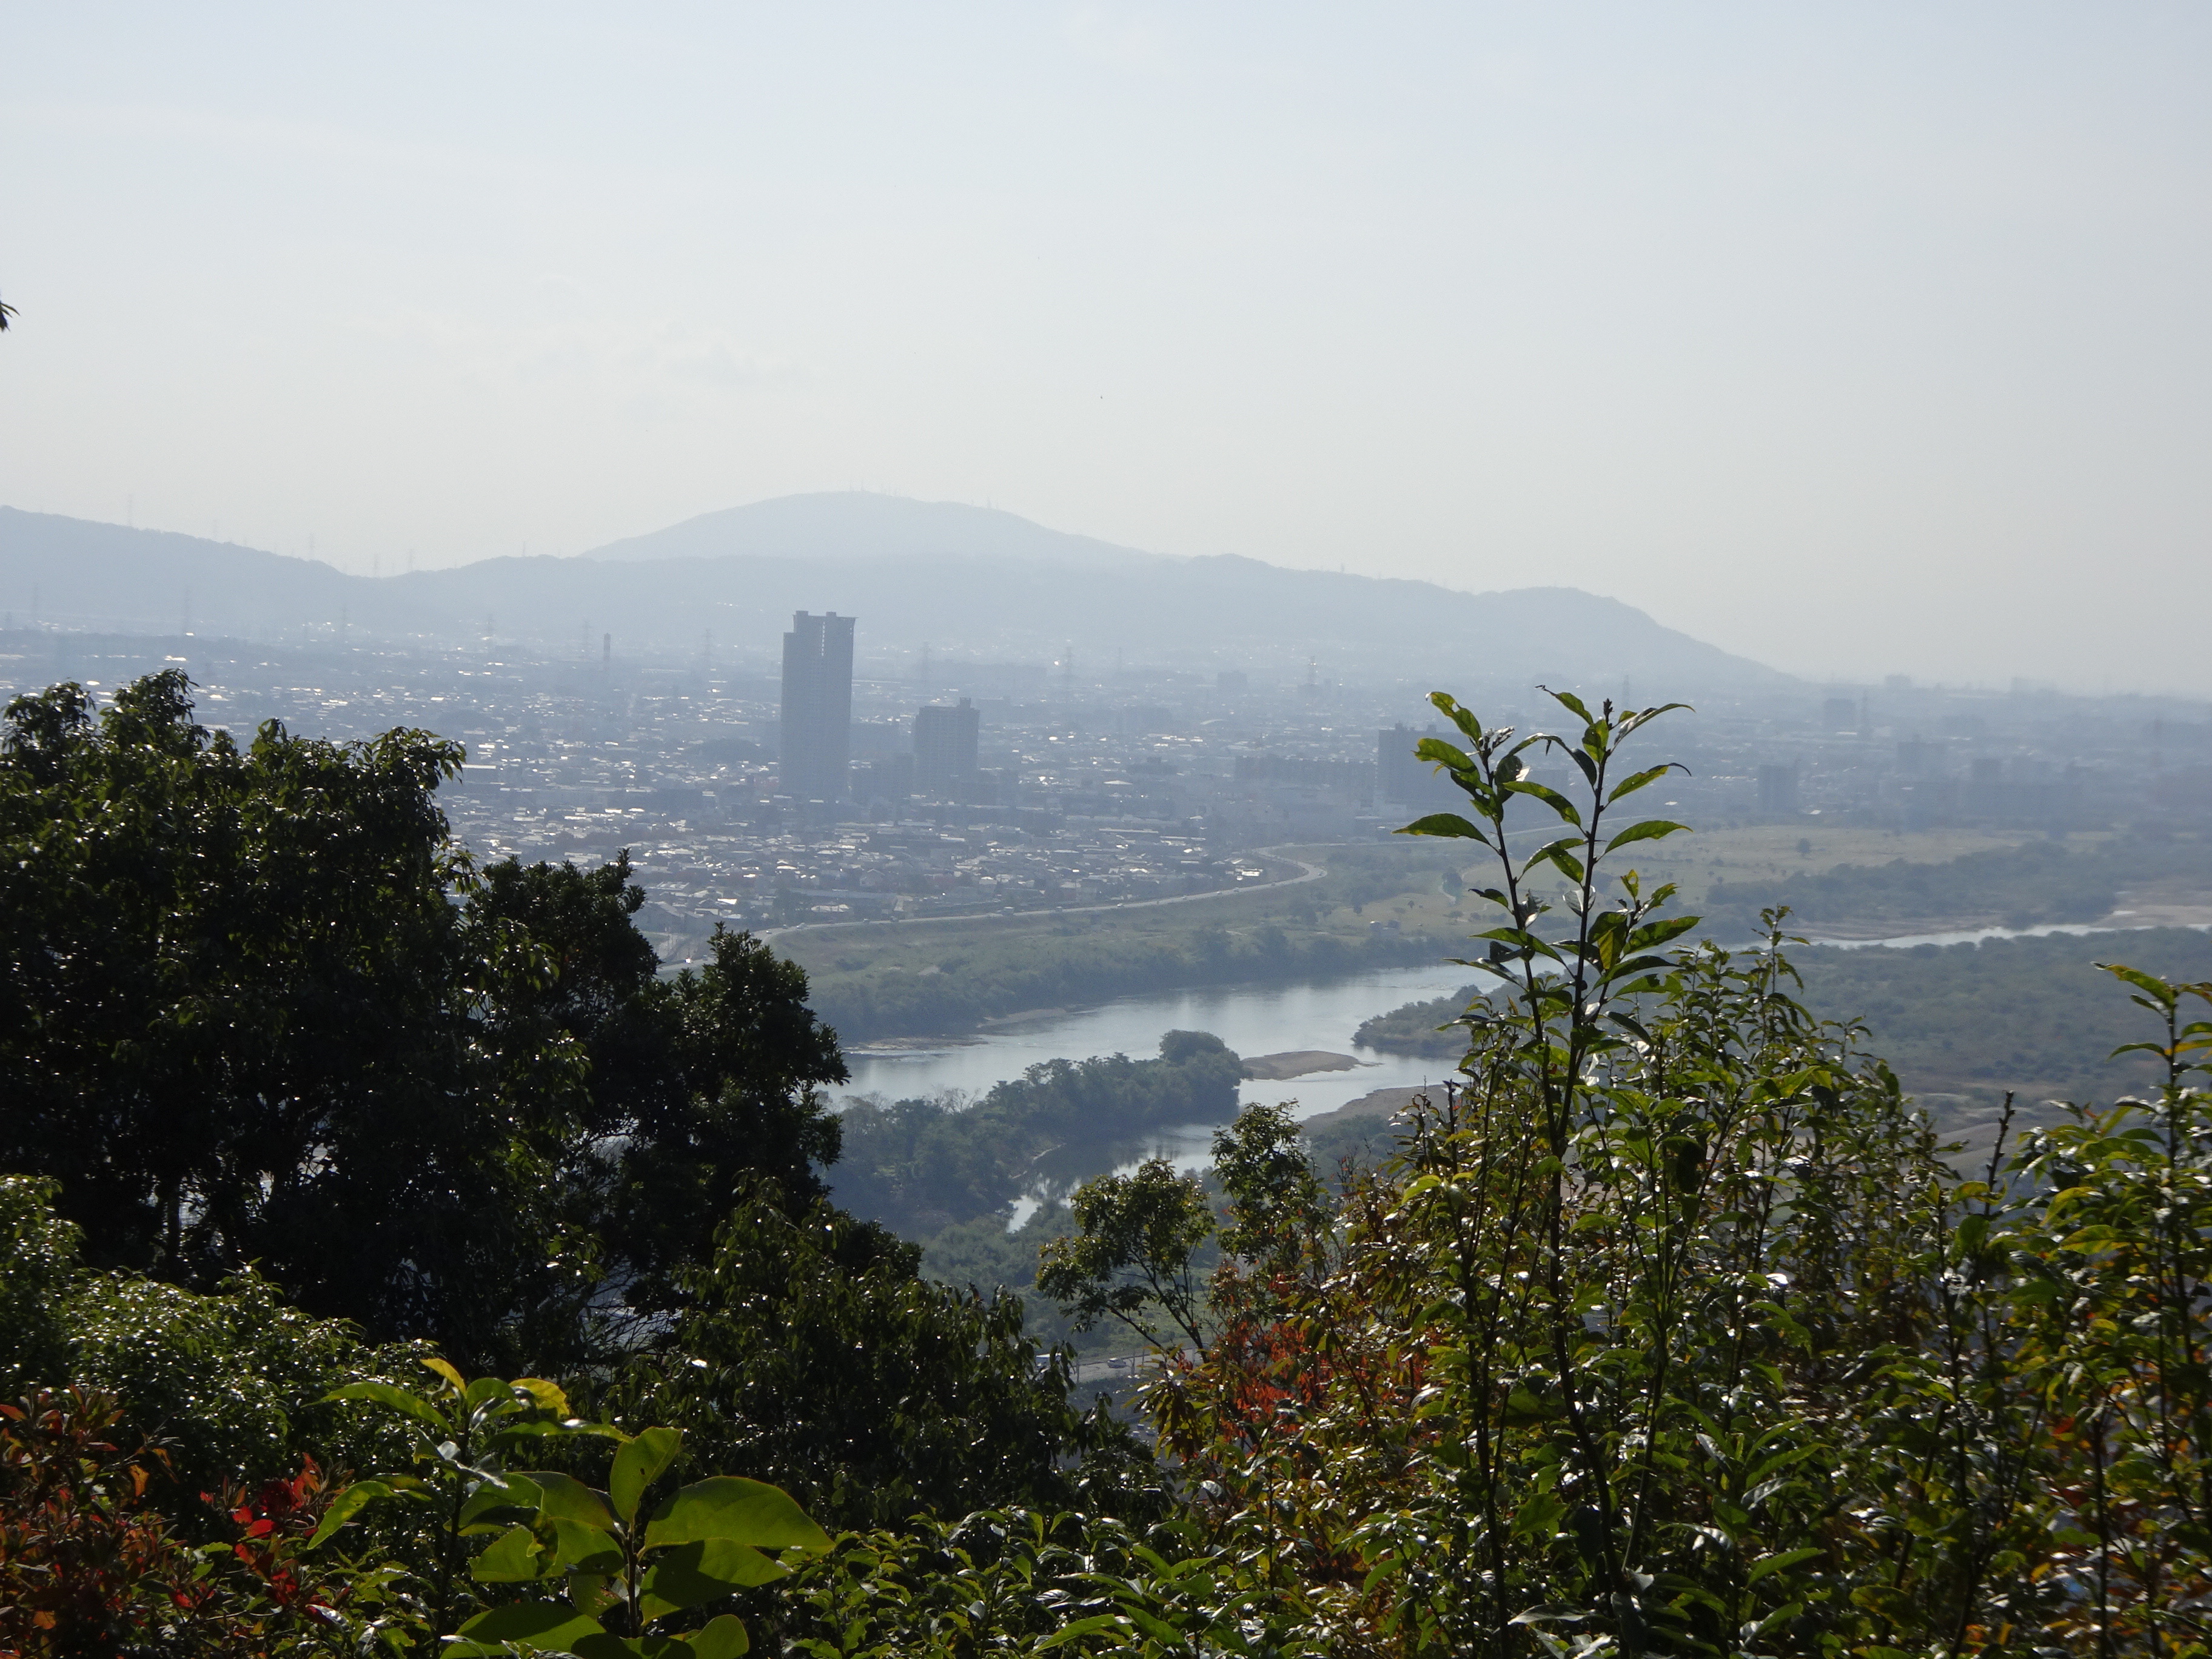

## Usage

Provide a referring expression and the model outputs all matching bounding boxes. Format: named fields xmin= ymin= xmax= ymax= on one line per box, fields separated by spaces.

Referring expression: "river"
xmin=840 ymin=960 xmax=1478 ymax=1123
xmin=837 ymin=916 xmax=2204 ymax=1217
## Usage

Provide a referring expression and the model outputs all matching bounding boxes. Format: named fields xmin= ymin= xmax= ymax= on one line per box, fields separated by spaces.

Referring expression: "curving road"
xmin=762 ymin=843 xmax=1330 ymax=943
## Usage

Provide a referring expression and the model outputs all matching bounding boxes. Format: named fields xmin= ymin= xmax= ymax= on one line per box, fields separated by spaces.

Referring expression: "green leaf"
xmin=1510 ymin=1490 xmax=1567 ymax=1541
xmin=683 ymin=1616 xmax=751 ymax=1659
xmin=1037 ymin=1614 xmax=1131 ymax=1649
xmin=472 ymin=1523 xmax=552 ymax=1583
xmin=612 ymin=1427 xmax=684 ymax=1526
xmin=1614 ymin=700 xmax=1691 ymax=739
xmin=1626 ymin=914 xmax=1700 ymax=954
xmin=1604 ymin=819 xmax=1689 ymax=854
xmin=457 ymin=1601 xmax=607 ymax=1650
xmin=2099 ymin=962 xmax=2178 ymax=1008
xmin=641 ymin=1538 xmax=780 ymax=1620
xmin=1607 ymin=1009 xmax=1654 ymax=1044
xmin=1508 ymin=1604 xmax=1592 ymax=1626
xmin=518 ymin=1470 xmax=617 ymax=1534
xmin=1396 ymin=812 xmax=1493 ymax=845
xmin=460 ymin=1473 xmax=538 ymax=1530
xmin=1504 ymin=778 xmax=1583 ymax=826
xmin=512 ymin=1376 xmax=576 ymax=1418
xmin=304 ymin=1480 xmax=397 ymax=1548
xmin=1744 ymin=1546 xmax=1823 ymax=1585
xmin=1544 ymin=688 xmax=1594 ymax=723
xmin=323 ymin=1379 xmax=445 ymax=1429
xmin=571 ymin=1572 xmax=618 ymax=1617
xmin=1524 ymin=836 xmax=1586 ymax=883
xmin=421 ymin=1356 xmax=468 ymax=1393
xmin=1412 ymin=736 xmax=1474 ymax=772
xmin=1471 ymin=926 xmax=1564 ymax=964
xmin=1754 ymin=1600 xmax=1807 ymax=1635
xmin=1606 ymin=764 xmax=1679 ymax=805
xmin=645 ymin=1478 xmax=831 ymax=1554
xmin=553 ymin=1517 xmax=626 ymax=1574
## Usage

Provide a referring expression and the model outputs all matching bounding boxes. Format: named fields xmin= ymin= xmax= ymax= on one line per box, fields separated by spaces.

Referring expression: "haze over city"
xmin=15 ymin=15 xmax=2212 ymax=1649
xmin=5 ymin=4 xmax=2210 ymax=692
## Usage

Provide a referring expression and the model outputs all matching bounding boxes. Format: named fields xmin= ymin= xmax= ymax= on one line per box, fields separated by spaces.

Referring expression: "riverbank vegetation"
xmin=1356 ymin=927 xmax=2212 ymax=1159
xmin=833 ymin=1031 xmax=1242 ymax=1238
xmin=12 ymin=672 xmax=2212 ymax=1654
xmin=1698 ymin=831 xmax=2212 ymax=939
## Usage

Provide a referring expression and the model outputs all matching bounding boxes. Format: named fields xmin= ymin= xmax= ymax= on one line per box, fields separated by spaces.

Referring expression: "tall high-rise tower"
xmin=779 ymin=611 xmax=855 ymax=800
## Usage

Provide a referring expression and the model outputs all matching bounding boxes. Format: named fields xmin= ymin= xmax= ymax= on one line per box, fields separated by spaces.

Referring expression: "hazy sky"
xmin=4 ymin=5 xmax=2208 ymax=692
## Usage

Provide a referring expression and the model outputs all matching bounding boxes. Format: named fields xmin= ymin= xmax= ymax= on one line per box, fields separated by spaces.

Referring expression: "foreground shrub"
xmin=619 ymin=1180 xmax=1151 ymax=1533
xmin=0 ymin=1388 xmax=374 ymax=1658
xmin=0 ymin=1174 xmax=413 ymax=1505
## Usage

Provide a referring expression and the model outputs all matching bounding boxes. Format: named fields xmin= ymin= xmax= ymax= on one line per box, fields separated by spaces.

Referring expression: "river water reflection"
xmin=840 ymin=962 xmax=1478 ymax=1127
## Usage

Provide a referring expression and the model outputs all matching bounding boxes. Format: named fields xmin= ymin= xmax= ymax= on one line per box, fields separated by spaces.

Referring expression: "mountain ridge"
xmin=0 ymin=497 xmax=1790 ymax=692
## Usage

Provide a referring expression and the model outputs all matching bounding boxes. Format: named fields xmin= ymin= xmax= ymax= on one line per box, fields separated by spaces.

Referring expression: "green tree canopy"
xmin=620 ymin=1179 xmax=1123 ymax=1532
xmin=0 ymin=673 xmax=845 ymax=1369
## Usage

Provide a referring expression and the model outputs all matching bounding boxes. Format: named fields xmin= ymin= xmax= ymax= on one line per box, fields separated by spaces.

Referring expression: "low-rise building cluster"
xmin=4 ymin=624 xmax=2205 ymax=966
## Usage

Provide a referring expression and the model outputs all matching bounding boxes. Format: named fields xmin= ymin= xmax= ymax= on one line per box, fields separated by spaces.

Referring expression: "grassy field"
xmin=1591 ymin=823 xmax=2037 ymax=911
xmin=781 ymin=827 xmax=2040 ymax=976
xmin=775 ymin=839 xmax=1472 ymax=1039
xmin=776 ymin=842 xmax=1455 ymax=972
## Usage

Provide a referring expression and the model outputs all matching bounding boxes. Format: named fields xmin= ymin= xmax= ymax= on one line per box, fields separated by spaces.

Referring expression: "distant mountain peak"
xmin=584 ymin=491 xmax=1171 ymax=569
